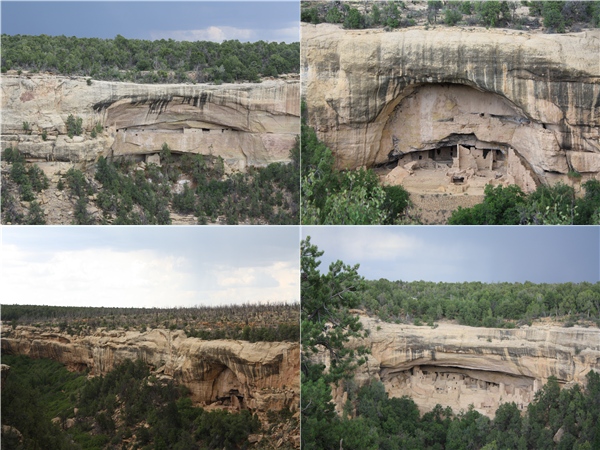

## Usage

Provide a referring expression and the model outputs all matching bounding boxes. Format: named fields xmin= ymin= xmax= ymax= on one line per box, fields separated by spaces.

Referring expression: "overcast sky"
xmin=302 ymin=227 xmax=600 ymax=284
xmin=1 ymin=227 xmax=300 ymax=308
xmin=1 ymin=1 xmax=299 ymax=43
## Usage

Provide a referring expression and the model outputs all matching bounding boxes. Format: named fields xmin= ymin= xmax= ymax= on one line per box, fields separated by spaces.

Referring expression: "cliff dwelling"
xmin=210 ymin=366 xmax=246 ymax=410
xmin=1 ymin=75 xmax=300 ymax=169
xmin=381 ymin=365 xmax=537 ymax=417
xmin=302 ymin=24 xmax=600 ymax=221
xmin=375 ymin=84 xmax=542 ymax=195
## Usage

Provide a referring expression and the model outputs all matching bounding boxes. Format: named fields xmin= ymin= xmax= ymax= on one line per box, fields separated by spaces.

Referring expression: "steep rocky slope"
xmin=302 ymin=24 xmax=600 ymax=192
xmin=325 ymin=317 xmax=600 ymax=418
xmin=2 ymin=75 xmax=299 ymax=170
xmin=1 ymin=326 xmax=299 ymax=414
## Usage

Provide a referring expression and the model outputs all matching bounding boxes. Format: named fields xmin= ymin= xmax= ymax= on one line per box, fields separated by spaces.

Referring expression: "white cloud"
xmin=1 ymin=244 xmax=298 ymax=308
xmin=334 ymin=228 xmax=422 ymax=261
xmin=268 ymin=24 xmax=300 ymax=42
xmin=151 ymin=26 xmax=256 ymax=42
xmin=202 ymin=261 xmax=299 ymax=305
xmin=2 ymin=245 xmax=195 ymax=308
xmin=149 ymin=21 xmax=300 ymax=43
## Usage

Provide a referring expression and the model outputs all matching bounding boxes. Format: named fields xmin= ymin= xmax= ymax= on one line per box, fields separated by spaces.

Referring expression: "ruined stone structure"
xmin=323 ymin=317 xmax=600 ymax=418
xmin=1 ymin=326 xmax=299 ymax=414
xmin=1 ymin=75 xmax=300 ymax=170
xmin=302 ymin=24 xmax=600 ymax=193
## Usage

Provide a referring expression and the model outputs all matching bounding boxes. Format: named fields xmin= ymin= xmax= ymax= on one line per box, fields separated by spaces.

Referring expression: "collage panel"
xmin=300 ymin=1 xmax=600 ymax=225
xmin=1 ymin=226 xmax=300 ymax=448
xmin=301 ymin=226 xmax=600 ymax=449
xmin=1 ymin=1 xmax=600 ymax=449
xmin=1 ymin=1 xmax=300 ymax=226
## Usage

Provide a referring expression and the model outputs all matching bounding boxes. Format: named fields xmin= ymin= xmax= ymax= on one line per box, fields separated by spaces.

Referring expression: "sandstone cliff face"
xmin=1 ymin=326 xmax=299 ymax=413
xmin=324 ymin=317 xmax=600 ymax=418
xmin=302 ymin=24 xmax=600 ymax=190
xmin=1 ymin=75 xmax=300 ymax=169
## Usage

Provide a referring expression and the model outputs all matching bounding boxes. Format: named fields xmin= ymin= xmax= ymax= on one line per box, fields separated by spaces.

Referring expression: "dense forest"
xmin=1 ymin=355 xmax=295 ymax=450
xmin=2 ymin=303 xmax=300 ymax=343
xmin=302 ymin=1 xmax=600 ymax=33
xmin=1 ymin=34 xmax=300 ymax=83
xmin=2 ymin=144 xmax=300 ymax=225
xmin=362 ymin=279 xmax=600 ymax=328
xmin=300 ymin=238 xmax=600 ymax=450
xmin=301 ymin=111 xmax=414 ymax=225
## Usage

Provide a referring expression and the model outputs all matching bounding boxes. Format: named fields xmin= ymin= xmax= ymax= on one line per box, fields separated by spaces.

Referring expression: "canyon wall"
xmin=1 ymin=326 xmax=299 ymax=413
xmin=1 ymin=75 xmax=300 ymax=169
xmin=327 ymin=317 xmax=600 ymax=418
xmin=302 ymin=24 xmax=600 ymax=190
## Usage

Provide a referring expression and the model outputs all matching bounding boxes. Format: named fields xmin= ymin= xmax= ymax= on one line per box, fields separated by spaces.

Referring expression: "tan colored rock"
xmin=570 ymin=151 xmax=600 ymax=173
xmin=1 ymin=326 xmax=299 ymax=413
xmin=383 ymin=165 xmax=410 ymax=185
xmin=302 ymin=24 xmax=600 ymax=190
xmin=145 ymin=153 xmax=160 ymax=165
xmin=319 ymin=317 xmax=600 ymax=418
xmin=2 ymin=75 xmax=300 ymax=168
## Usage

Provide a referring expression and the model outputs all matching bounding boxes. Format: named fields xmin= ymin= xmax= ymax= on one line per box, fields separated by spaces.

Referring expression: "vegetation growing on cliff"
xmin=1 ymin=355 xmax=279 ymax=450
xmin=1 ymin=146 xmax=299 ymax=225
xmin=1 ymin=148 xmax=50 ymax=224
xmin=448 ymin=180 xmax=600 ymax=225
xmin=300 ymin=241 xmax=600 ymax=449
xmin=301 ymin=0 xmax=600 ymax=32
xmin=1 ymin=35 xmax=300 ymax=83
xmin=1 ymin=303 xmax=300 ymax=343
xmin=301 ymin=117 xmax=413 ymax=225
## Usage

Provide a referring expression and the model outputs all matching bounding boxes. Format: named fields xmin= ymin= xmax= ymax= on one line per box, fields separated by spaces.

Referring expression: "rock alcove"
xmin=302 ymin=24 xmax=600 ymax=197
xmin=375 ymin=83 xmax=546 ymax=194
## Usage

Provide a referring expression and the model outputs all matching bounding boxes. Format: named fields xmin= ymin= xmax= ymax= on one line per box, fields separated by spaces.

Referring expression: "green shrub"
xmin=325 ymin=6 xmax=343 ymax=24
xmin=65 ymin=114 xmax=83 ymax=137
xmin=448 ymin=184 xmax=525 ymax=225
xmin=382 ymin=185 xmax=411 ymax=224
xmin=459 ymin=1 xmax=472 ymax=15
xmin=1 ymin=187 xmax=23 ymax=224
xmin=344 ymin=8 xmax=365 ymax=29
xmin=301 ymin=7 xmax=320 ymax=24
xmin=65 ymin=167 xmax=92 ymax=198
xmin=73 ymin=197 xmax=94 ymax=225
xmin=27 ymin=165 xmax=49 ymax=191
xmin=444 ymin=8 xmax=462 ymax=25
xmin=3 ymin=147 xmax=24 ymax=164
xmin=25 ymin=201 xmax=46 ymax=224
xmin=475 ymin=0 xmax=510 ymax=27
xmin=172 ymin=183 xmax=196 ymax=214
xmin=542 ymin=2 xmax=566 ymax=32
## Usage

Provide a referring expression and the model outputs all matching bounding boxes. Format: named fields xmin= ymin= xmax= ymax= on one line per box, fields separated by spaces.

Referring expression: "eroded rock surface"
xmin=2 ymin=75 xmax=300 ymax=169
xmin=302 ymin=24 xmax=600 ymax=192
xmin=322 ymin=317 xmax=600 ymax=418
xmin=1 ymin=326 xmax=299 ymax=414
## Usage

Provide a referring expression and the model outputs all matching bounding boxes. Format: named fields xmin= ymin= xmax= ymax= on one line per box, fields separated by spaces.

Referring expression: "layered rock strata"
xmin=325 ymin=317 xmax=600 ymax=418
xmin=1 ymin=75 xmax=300 ymax=169
xmin=302 ymin=24 xmax=600 ymax=191
xmin=1 ymin=326 xmax=299 ymax=413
